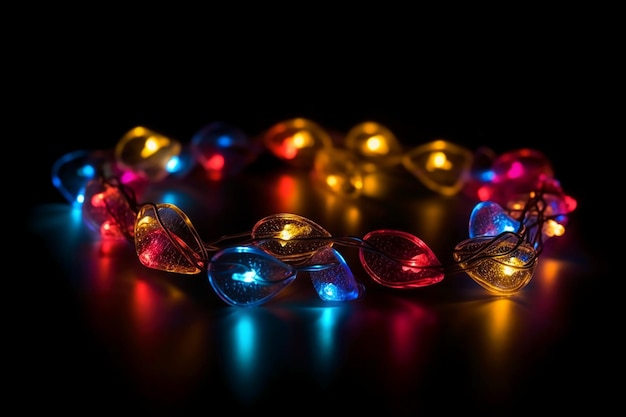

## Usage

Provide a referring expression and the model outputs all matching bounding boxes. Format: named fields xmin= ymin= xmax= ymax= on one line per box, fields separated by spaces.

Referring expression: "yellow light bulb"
xmin=345 ymin=121 xmax=403 ymax=166
xmin=115 ymin=126 xmax=181 ymax=182
xmin=313 ymin=148 xmax=364 ymax=198
xmin=403 ymin=139 xmax=474 ymax=196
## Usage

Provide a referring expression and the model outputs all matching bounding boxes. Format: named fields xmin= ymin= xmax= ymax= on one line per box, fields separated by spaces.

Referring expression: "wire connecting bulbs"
xmin=51 ymin=118 xmax=577 ymax=305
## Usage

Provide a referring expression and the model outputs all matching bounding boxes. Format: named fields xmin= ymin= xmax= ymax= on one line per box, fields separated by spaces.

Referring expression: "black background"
xmin=18 ymin=14 xmax=615 ymax=415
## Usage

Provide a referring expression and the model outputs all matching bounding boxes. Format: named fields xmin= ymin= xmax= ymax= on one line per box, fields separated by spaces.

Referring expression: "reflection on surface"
xmin=29 ymin=164 xmax=596 ymax=413
xmin=86 ymin=252 xmax=211 ymax=403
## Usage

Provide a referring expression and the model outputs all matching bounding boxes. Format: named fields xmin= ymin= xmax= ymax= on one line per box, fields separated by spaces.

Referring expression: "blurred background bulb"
xmin=402 ymin=139 xmax=474 ymax=196
xmin=344 ymin=121 xmax=404 ymax=168
xmin=263 ymin=118 xmax=333 ymax=169
xmin=313 ymin=148 xmax=364 ymax=198
xmin=115 ymin=126 xmax=183 ymax=182
xmin=191 ymin=121 xmax=261 ymax=180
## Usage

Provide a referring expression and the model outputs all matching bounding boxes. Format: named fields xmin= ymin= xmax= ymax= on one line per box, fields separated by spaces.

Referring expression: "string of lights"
xmin=51 ymin=118 xmax=577 ymax=306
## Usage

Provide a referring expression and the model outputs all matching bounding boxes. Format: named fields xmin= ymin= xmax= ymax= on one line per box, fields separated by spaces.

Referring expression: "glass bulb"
xmin=134 ymin=203 xmax=207 ymax=274
xmin=402 ymin=140 xmax=473 ymax=196
xmin=453 ymin=233 xmax=538 ymax=294
xmin=344 ymin=121 xmax=403 ymax=167
xmin=51 ymin=149 xmax=123 ymax=207
xmin=263 ymin=118 xmax=333 ymax=168
xmin=115 ymin=126 xmax=182 ymax=182
xmin=191 ymin=121 xmax=261 ymax=180
xmin=312 ymin=148 xmax=364 ymax=198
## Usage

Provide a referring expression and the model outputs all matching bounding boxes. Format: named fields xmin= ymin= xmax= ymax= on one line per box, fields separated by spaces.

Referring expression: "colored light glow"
xmin=166 ymin=156 xmax=181 ymax=172
xmin=217 ymin=134 xmax=233 ymax=147
xmin=364 ymin=135 xmax=389 ymax=155
xmin=280 ymin=137 xmax=298 ymax=159
xmin=52 ymin=118 xmax=577 ymax=305
xmin=426 ymin=151 xmax=452 ymax=171
xmin=543 ymin=220 xmax=565 ymax=237
xmin=232 ymin=270 xmax=259 ymax=283
xmin=506 ymin=161 xmax=525 ymax=179
xmin=293 ymin=131 xmax=313 ymax=148
xmin=206 ymin=154 xmax=225 ymax=171
xmin=279 ymin=223 xmax=310 ymax=242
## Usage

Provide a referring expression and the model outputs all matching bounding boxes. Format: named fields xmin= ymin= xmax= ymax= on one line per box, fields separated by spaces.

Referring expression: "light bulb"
xmin=263 ymin=118 xmax=333 ymax=168
xmin=309 ymin=247 xmax=365 ymax=302
xmin=468 ymin=201 xmax=521 ymax=238
xmin=312 ymin=147 xmax=364 ymax=198
xmin=191 ymin=121 xmax=261 ymax=180
xmin=208 ymin=246 xmax=298 ymax=306
xmin=81 ymin=179 xmax=136 ymax=240
xmin=134 ymin=203 xmax=207 ymax=274
xmin=402 ymin=139 xmax=473 ymax=196
xmin=475 ymin=148 xmax=554 ymax=205
xmin=251 ymin=213 xmax=333 ymax=263
xmin=359 ymin=229 xmax=444 ymax=288
xmin=344 ymin=121 xmax=404 ymax=167
xmin=453 ymin=233 xmax=538 ymax=294
xmin=115 ymin=126 xmax=182 ymax=182
xmin=51 ymin=149 xmax=122 ymax=207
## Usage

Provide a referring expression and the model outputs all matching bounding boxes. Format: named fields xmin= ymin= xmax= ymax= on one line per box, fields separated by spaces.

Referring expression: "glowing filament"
xmin=363 ymin=135 xmax=389 ymax=155
xmin=543 ymin=220 xmax=565 ymax=237
xmin=232 ymin=270 xmax=259 ymax=283
xmin=279 ymin=223 xmax=311 ymax=243
xmin=506 ymin=161 xmax=524 ymax=179
xmin=501 ymin=258 xmax=525 ymax=276
xmin=426 ymin=151 xmax=452 ymax=171
xmin=292 ymin=131 xmax=314 ymax=149
xmin=206 ymin=154 xmax=225 ymax=171
xmin=90 ymin=192 xmax=107 ymax=207
xmin=326 ymin=175 xmax=339 ymax=187
xmin=401 ymin=253 xmax=430 ymax=273
xmin=321 ymin=283 xmax=339 ymax=297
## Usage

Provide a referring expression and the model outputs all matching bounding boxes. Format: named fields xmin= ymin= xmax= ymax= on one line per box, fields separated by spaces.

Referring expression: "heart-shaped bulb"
xmin=251 ymin=213 xmax=333 ymax=263
xmin=134 ymin=203 xmax=206 ymax=274
xmin=81 ymin=178 xmax=137 ymax=240
xmin=309 ymin=247 xmax=365 ymax=302
xmin=208 ymin=246 xmax=298 ymax=306
xmin=402 ymin=140 xmax=473 ymax=196
xmin=359 ymin=229 xmax=444 ymax=288
xmin=453 ymin=233 xmax=538 ymax=294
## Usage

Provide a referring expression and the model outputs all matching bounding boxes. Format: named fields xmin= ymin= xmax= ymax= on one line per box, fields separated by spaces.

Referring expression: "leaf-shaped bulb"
xmin=402 ymin=140 xmax=473 ymax=196
xmin=251 ymin=213 xmax=333 ymax=263
xmin=453 ymin=233 xmax=538 ymax=294
xmin=208 ymin=246 xmax=298 ymax=306
xmin=134 ymin=203 xmax=207 ymax=274
xmin=115 ymin=126 xmax=182 ymax=182
xmin=359 ymin=230 xmax=444 ymax=288
xmin=81 ymin=178 xmax=136 ymax=240
xmin=309 ymin=247 xmax=365 ymax=302
xmin=344 ymin=121 xmax=404 ymax=167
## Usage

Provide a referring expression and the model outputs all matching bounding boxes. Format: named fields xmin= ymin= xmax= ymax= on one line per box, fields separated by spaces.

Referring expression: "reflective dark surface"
xmin=19 ymin=45 xmax=613 ymax=412
xmin=27 ymin=156 xmax=607 ymax=414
